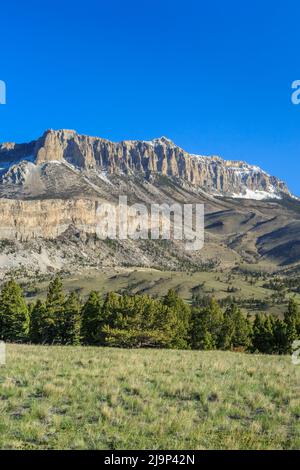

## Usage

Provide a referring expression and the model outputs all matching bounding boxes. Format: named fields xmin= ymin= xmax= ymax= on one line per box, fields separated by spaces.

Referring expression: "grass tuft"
xmin=0 ymin=344 xmax=299 ymax=449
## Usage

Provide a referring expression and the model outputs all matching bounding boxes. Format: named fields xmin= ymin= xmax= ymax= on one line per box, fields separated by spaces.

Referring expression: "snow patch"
xmin=228 ymin=188 xmax=281 ymax=200
xmin=96 ymin=170 xmax=113 ymax=186
xmin=289 ymin=193 xmax=300 ymax=201
xmin=143 ymin=137 xmax=176 ymax=148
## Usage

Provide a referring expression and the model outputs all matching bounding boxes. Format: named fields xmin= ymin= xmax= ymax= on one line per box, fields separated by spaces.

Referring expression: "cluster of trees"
xmin=0 ymin=278 xmax=190 ymax=349
xmin=252 ymin=302 xmax=300 ymax=354
xmin=0 ymin=277 xmax=300 ymax=354
xmin=263 ymin=277 xmax=300 ymax=295
xmin=192 ymin=296 xmax=300 ymax=354
xmin=191 ymin=299 xmax=252 ymax=351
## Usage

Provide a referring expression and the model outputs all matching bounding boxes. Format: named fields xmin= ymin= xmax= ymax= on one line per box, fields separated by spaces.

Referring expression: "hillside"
xmin=0 ymin=130 xmax=300 ymax=275
xmin=18 ymin=267 xmax=300 ymax=318
xmin=0 ymin=344 xmax=299 ymax=450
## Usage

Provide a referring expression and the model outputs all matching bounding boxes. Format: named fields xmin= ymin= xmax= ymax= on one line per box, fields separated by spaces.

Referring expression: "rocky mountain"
xmin=0 ymin=129 xmax=289 ymax=199
xmin=0 ymin=129 xmax=299 ymax=276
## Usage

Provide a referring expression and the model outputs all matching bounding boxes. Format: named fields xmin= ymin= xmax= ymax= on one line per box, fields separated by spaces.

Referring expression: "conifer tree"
xmin=46 ymin=277 xmax=65 ymax=310
xmin=81 ymin=291 xmax=103 ymax=345
xmin=29 ymin=299 xmax=48 ymax=343
xmin=191 ymin=298 xmax=223 ymax=350
xmin=43 ymin=276 xmax=65 ymax=343
xmin=102 ymin=293 xmax=187 ymax=349
xmin=163 ymin=289 xmax=191 ymax=348
xmin=220 ymin=304 xmax=252 ymax=350
xmin=0 ymin=279 xmax=29 ymax=342
xmin=272 ymin=318 xmax=287 ymax=354
xmin=252 ymin=314 xmax=274 ymax=353
xmin=58 ymin=292 xmax=81 ymax=345
xmin=283 ymin=299 xmax=300 ymax=353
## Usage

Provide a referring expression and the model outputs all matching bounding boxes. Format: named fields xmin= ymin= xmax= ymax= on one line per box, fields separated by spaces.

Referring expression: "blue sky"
xmin=1 ymin=0 xmax=300 ymax=194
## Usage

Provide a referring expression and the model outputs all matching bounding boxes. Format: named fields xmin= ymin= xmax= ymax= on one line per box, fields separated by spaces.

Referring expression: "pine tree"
xmin=201 ymin=329 xmax=215 ymax=350
xmin=281 ymin=299 xmax=300 ymax=353
xmin=219 ymin=306 xmax=235 ymax=350
xmin=232 ymin=305 xmax=252 ymax=350
xmin=220 ymin=304 xmax=252 ymax=350
xmin=57 ymin=292 xmax=81 ymax=345
xmin=0 ymin=279 xmax=29 ymax=342
xmin=46 ymin=277 xmax=65 ymax=310
xmin=101 ymin=293 xmax=188 ymax=349
xmin=191 ymin=298 xmax=223 ymax=350
xmin=81 ymin=291 xmax=103 ymax=345
xmin=272 ymin=318 xmax=287 ymax=354
xmin=163 ymin=289 xmax=191 ymax=348
xmin=252 ymin=314 xmax=274 ymax=353
xmin=44 ymin=276 xmax=65 ymax=343
xmin=29 ymin=299 xmax=48 ymax=343
xmin=102 ymin=292 xmax=121 ymax=326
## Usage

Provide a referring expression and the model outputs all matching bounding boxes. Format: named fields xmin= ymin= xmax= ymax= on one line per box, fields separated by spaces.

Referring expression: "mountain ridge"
xmin=0 ymin=129 xmax=291 ymax=200
xmin=0 ymin=129 xmax=299 ymax=276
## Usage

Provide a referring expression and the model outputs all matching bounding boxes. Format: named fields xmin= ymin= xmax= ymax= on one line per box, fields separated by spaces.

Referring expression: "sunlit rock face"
xmin=0 ymin=129 xmax=298 ymax=275
xmin=0 ymin=129 xmax=289 ymax=199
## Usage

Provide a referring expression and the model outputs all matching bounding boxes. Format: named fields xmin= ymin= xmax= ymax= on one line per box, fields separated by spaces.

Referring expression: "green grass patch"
xmin=0 ymin=344 xmax=300 ymax=449
xmin=25 ymin=268 xmax=300 ymax=317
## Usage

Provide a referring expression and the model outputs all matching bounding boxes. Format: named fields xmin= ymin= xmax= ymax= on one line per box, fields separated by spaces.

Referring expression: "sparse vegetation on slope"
xmin=0 ymin=344 xmax=299 ymax=450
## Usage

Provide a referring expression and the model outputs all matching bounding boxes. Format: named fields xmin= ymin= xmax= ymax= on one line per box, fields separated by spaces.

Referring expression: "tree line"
xmin=0 ymin=277 xmax=299 ymax=354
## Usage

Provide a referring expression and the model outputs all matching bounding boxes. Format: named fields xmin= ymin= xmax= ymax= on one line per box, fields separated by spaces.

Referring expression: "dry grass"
xmin=0 ymin=344 xmax=300 ymax=449
xmin=28 ymin=267 xmax=300 ymax=317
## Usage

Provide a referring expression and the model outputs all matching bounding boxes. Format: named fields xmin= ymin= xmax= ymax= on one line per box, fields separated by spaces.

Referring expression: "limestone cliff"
xmin=0 ymin=129 xmax=290 ymax=198
xmin=1 ymin=129 xmax=299 ymax=274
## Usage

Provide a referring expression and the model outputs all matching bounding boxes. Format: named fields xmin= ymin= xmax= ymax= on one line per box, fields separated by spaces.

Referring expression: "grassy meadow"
xmin=23 ymin=267 xmax=300 ymax=317
xmin=0 ymin=344 xmax=300 ymax=449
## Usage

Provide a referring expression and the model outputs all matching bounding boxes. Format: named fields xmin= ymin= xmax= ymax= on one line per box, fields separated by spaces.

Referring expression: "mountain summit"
xmin=0 ymin=129 xmax=290 ymax=200
xmin=0 ymin=129 xmax=299 ymax=275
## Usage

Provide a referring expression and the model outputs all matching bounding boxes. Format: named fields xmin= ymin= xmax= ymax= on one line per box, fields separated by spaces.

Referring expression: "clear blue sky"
xmin=1 ymin=0 xmax=300 ymax=194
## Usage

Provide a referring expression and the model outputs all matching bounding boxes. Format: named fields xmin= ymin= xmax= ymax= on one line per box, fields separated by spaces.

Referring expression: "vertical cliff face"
xmin=0 ymin=129 xmax=290 ymax=199
xmin=0 ymin=198 xmax=102 ymax=240
xmin=0 ymin=129 xmax=286 ymax=198
xmin=0 ymin=130 xmax=299 ymax=272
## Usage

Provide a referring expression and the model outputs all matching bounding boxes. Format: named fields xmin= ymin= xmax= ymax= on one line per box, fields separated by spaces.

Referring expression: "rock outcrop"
xmin=0 ymin=129 xmax=290 ymax=198
xmin=1 ymin=129 xmax=299 ymax=274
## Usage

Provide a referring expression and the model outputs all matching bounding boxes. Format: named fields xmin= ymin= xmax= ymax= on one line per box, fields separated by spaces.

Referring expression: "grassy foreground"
xmin=0 ymin=344 xmax=300 ymax=450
